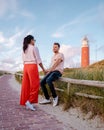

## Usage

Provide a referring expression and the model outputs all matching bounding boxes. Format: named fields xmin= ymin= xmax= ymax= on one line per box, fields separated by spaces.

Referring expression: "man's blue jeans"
xmin=40 ymin=70 xmax=62 ymax=99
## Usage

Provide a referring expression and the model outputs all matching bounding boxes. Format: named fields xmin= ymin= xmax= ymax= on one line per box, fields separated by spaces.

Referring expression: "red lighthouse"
xmin=81 ymin=37 xmax=89 ymax=67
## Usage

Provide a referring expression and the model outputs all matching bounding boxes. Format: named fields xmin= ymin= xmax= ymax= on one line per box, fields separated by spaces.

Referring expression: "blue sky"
xmin=0 ymin=0 xmax=104 ymax=72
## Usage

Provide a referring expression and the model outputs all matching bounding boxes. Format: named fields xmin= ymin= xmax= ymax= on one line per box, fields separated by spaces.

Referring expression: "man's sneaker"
xmin=53 ymin=96 xmax=58 ymax=107
xmin=25 ymin=101 xmax=36 ymax=111
xmin=39 ymin=99 xmax=51 ymax=104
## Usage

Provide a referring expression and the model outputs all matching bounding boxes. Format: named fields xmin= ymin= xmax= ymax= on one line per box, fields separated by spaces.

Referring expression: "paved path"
xmin=0 ymin=75 xmax=74 ymax=130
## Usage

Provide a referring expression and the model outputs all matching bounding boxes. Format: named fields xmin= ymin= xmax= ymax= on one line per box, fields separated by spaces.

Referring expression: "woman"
xmin=20 ymin=35 xmax=45 ymax=111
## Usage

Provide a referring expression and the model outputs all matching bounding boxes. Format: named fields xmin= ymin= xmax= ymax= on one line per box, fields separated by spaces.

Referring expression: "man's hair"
xmin=54 ymin=42 xmax=60 ymax=48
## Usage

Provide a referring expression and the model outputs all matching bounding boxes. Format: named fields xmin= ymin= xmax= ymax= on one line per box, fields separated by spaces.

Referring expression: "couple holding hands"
xmin=20 ymin=35 xmax=64 ymax=111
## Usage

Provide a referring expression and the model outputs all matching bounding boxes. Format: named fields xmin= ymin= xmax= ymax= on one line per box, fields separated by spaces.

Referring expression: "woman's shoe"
xmin=25 ymin=101 xmax=36 ymax=111
xmin=31 ymin=103 xmax=36 ymax=108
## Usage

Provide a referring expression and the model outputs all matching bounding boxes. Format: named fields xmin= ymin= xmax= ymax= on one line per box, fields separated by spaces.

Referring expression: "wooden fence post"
xmin=67 ymin=82 xmax=71 ymax=94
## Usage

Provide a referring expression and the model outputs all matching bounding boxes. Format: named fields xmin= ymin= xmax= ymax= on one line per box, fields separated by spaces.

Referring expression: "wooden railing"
xmin=15 ymin=73 xmax=104 ymax=99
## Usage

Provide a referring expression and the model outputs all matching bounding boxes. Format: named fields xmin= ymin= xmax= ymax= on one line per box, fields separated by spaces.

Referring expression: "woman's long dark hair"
xmin=23 ymin=35 xmax=34 ymax=53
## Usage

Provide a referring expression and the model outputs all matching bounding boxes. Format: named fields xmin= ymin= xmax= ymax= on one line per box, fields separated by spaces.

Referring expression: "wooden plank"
xmin=55 ymin=87 xmax=64 ymax=92
xmin=75 ymin=92 xmax=104 ymax=99
xmin=67 ymin=82 xmax=71 ymax=94
xmin=15 ymin=73 xmax=104 ymax=88
xmin=59 ymin=77 xmax=104 ymax=88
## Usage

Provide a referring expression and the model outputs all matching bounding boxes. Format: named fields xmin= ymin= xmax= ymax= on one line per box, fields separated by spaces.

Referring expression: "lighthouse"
xmin=81 ymin=37 xmax=89 ymax=67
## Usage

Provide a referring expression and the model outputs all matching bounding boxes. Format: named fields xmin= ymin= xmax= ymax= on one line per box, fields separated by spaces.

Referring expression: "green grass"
xmin=63 ymin=67 xmax=104 ymax=81
xmin=0 ymin=71 xmax=8 ymax=76
xmin=15 ymin=71 xmax=23 ymax=84
xmin=0 ymin=73 xmax=3 ymax=76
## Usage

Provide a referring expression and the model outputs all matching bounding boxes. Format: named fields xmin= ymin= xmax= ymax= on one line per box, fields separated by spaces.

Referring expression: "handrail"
xmin=15 ymin=73 xmax=104 ymax=99
xmin=15 ymin=73 xmax=104 ymax=92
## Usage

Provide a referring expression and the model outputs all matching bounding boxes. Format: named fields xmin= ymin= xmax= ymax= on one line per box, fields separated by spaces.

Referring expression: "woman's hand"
xmin=43 ymin=69 xmax=47 ymax=75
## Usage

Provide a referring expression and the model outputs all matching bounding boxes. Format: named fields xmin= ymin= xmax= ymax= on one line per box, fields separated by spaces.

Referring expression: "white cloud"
xmin=0 ymin=61 xmax=22 ymax=72
xmin=7 ymin=31 xmax=23 ymax=47
xmin=0 ymin=54 xmax=23 ymax=72
xmin=57 ymin=20 xmax=80 ymax=32
xmin=0 ymin=0 xmax=35 ymax=20
xmin=0 ymin=30 xmax=24 ymax=49
xmin=26 ymin=30 xmax=34 ymax=36
xmin=0 ymin=28 xmax=35 ymax=72
xmin=21 ymin=10 xmax=35 ymax=19
xmin=0 ymin=32 xmax=6 ymax=43
xmin=52 ymin=7 xmax=98 ymax=38
xmin=60 ymin=44 xmax=80 ymax=68
xmin=2 ymin=58 xmax=15 ymax=64
xmin=0 ymin=0 xmax=18 ymax=17
xmin=0 ymin=0 xmax=9 ymax=16
xmin=51 ymin=32 xmax=64 ymax=38
xmin=98 ymin=3 xmax=104 ymax=27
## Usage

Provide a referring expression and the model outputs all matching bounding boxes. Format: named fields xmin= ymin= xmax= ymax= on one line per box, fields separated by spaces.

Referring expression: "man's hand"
xmin=45 ymin=69 xmax=52 ymax=74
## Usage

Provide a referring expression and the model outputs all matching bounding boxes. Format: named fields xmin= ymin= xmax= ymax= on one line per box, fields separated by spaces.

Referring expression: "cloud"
xmin=57 ymin=20 xmax=80 ymax=32
xmin=0 ymin=0 xmax=18 ymax=17
xmin=51 ymin=19 xmax=79 ymax=38
xmin=0 ymin=28 xmax=35 ymax=72
xmin=98 ymin=3 xmax=104 ymax=26
xmin=0 ymin=32 xmax=6 ymax=43
xmin=60 ymin=44 xmax=80 ymax=68
xmin=51 ymin=32 xmax=64 ymax=38
xmin=0 ymin=60 xmax=22 ymax=72
xmin=7 ymin=31 xmax=23 ymax=47
xmin=0 ymin=28 xmax=34 ymax=50
xmin=52 ymin=7 xmax=98 ymax=38
xmin=0 ymin=0 xmax=35 ymax=20
xmin=1 ymin=58 xmax=15 ymax=64
xmin=0 ymin=53 xmax=23 ymax=72
xmin=20 ymin=10 xmax=35 ymax=19
xmin=0 ymin=30 xmax=24 ymax=49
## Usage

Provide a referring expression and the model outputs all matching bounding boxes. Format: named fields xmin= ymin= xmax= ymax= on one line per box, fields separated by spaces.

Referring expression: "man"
xmin=39 ymin=43 xmax=64 ymax=107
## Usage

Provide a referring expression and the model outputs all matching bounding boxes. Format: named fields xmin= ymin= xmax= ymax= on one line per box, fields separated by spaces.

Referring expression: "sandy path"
xmin=8 ymin=74 xmax=104 ymax=130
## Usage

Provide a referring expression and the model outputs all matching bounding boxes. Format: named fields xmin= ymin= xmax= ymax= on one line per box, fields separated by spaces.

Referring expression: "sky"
xmin=0 ymin=0 xmax=104 ymax=72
